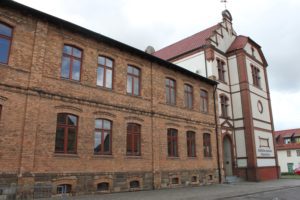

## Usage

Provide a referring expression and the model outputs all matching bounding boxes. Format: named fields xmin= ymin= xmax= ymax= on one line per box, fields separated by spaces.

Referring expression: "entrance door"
xmin=223 ymin=136 xmax=233 ymax=176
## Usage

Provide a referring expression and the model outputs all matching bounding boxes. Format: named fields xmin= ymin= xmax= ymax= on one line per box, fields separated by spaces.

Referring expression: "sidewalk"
xmin=70 ymin=179 xmax=300 ymax=200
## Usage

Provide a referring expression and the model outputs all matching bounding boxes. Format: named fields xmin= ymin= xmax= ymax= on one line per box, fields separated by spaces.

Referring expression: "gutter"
xmin=213 ymin=84 xmax=222 ymax=183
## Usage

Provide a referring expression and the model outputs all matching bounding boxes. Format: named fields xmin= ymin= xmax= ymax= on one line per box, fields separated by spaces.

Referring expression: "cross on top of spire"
xmin=221 ymin=0 xmax=228 ymax=9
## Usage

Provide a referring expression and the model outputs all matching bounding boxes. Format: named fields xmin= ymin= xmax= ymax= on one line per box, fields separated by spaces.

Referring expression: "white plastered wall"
xmin=173 ymin=51 xmax=206 ymax=76
xmin=254 ymin=130 xmax=275 ymax=157
xmin=277 ymin=149 xmax=300 ymax=172
xmin=250 ymin=93 xmax=270 ymax=122
xmin=244 ymin=43 xmax=263 ymax=63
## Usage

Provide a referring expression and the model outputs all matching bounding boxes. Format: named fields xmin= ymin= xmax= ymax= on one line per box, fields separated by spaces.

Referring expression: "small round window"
xmin=257 ymin=100 xmax=263 ymax=113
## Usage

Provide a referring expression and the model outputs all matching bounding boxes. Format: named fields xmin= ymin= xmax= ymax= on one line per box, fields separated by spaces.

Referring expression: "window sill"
xmin=53 ymin=153 xmax=79 ymax=158
xmin=187 ymin=156 xmax=197 ymax=159
xmin=167 ymin=156 xmax=180 ymax=160
xmin=252 ymin=84 xmax=263 ymax=90
xmin=203 ymin=156 xmax=213 ymax=160
xmin=96 ymin=85 xmax=113 ymax=91
xmin=125 ymin=155 xmax=142 ymax=159
xmin=60 ymin=77 xmax=81 ymax=84
xmin=218 ymin=80 xmax=228 ymax=85
xmin=92 ymin=154 xmax=113 ymax=159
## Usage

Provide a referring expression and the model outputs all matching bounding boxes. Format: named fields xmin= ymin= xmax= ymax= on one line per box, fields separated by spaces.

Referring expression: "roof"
xmin=226 ymin=35 xmax=249 ymax=53
xmin=153 ymin=24 xmax=220 ymax=60
xmin=1 ymin=0 xmax=218 ymax=86
xmin=274 ymin=128 xmax=300 ymax=138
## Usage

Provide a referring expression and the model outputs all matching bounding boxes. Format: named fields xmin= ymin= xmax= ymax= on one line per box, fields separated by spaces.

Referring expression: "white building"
xmin=153 ymin=10 xmax=278 ymax=181
xmin=275 ymin=129 xmax=300 ymax=173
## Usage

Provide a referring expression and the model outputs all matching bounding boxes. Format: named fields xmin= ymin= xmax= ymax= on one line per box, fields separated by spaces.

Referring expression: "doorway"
xmin=223 ymin=136 xmax=233 ymax=176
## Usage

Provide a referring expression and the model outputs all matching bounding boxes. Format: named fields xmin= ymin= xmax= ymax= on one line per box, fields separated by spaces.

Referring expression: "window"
xmin=217 ymin=59 xmax=226 ymax=82
xmin=295 ymin=137 xmax=300 ymax=144
xmin=97 ymin=182 xmax=109 ymax=191
xmin=57 ymin=184 xmax=72 ymax=194
xmin=171 ymin=177 xmax=179 ymax=185
xmin=127 ymin=65 xmax=140 ymax=96
xmin=94 ymin=119 xmax=112 ymax=155
xmin=184 ymin=84 xmax=193 ymax=109
xmin=187 ymin=131 xmax=196 ymax=157
xmin=0 ymin=22 xmax=12 ymax=64
xmin=127 ymin=123 xmax=141 ymax=156
xmin=97 ymin=56 xmax=113 ymax=89
xmin=284 ymin=138 xmax=291 ymax=144
xmin=220 ymin=95 xmax=229 ymax=118
xmin=203 ymin=133 xmax=212 ymax=157
xmin=166 ymin=78 xmax=176 ymax=105
xmin=287 ymin=150 xmax=291 ymax=157
xmin=61 ymin=45 xmax=82 ymax=81
xmin=191 ymin=176 xmax=197 ymax=183
xmin=297 ymin=150 xmax=300 ymax=157
xmin=129 ymin=180 xmax=140 ymax=189
xmin=167 ymin=128 xmax=178 ymax=157
xmin=55 ymin=113 xmax=78 ymax=154
xmin=251 ymin=65 xmax=261 ymax=88
xmin=200 ymin=90 xmax=208 ymax=113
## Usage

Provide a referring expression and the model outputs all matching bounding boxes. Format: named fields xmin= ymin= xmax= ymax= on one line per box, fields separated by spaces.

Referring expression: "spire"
xmin=222 ymin=10 xmax=232 ymax=22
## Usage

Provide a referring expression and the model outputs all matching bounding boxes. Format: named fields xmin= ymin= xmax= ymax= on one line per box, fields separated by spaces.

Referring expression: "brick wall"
xmin=0 ymin=3 xmax=219 ymax=198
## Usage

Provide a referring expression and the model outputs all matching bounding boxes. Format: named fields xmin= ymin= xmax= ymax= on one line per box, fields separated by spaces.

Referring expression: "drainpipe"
xmin=213 ymin=84 xmax=221 ymax=183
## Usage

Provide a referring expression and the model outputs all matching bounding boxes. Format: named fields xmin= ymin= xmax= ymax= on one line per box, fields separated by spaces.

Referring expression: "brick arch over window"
xmin=55 ymin=113 xmax=78 ymax=154
xmin=219 ymin=94 xmax=229 ymax=118
xmin=0 ymin=21 xmax=13 ymax=64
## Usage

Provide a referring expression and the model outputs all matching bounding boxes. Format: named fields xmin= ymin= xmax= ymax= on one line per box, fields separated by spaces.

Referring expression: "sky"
xmin=14 ymin=0 xmax=300 ymax=131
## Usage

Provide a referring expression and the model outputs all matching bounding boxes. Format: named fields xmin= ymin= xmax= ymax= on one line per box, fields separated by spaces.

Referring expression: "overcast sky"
xmin=15 ymin=0 xmax=300 ymax=131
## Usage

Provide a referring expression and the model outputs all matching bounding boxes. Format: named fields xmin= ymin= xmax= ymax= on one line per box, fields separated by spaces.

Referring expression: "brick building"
xmin=0 ymin=1 xmax=221 ymax=198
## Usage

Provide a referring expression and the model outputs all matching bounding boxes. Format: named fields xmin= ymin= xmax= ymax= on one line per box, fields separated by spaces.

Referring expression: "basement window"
xmin=57 ymin=184 xmax=72 ymax=194
xmin=129 ymin=180 xmax=140 ymax=189
xmin=171 ymin=177 xmax=179 ymax=185
xmin=97 ymin=182 xmax=109 ymax=191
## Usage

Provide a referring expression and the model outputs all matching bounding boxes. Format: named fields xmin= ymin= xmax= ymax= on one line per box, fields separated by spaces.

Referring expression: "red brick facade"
xmin=0 ymin=1 xmax=219 ymax=198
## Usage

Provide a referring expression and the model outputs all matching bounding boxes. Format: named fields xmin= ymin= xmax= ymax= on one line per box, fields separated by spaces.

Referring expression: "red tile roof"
xmin=152 ymin=24 xmax=220 ymax=60
xmin=274 ymin=128 xmax=300 ymax=138
xmin=226 ymin=35 xmax=249 ymax=53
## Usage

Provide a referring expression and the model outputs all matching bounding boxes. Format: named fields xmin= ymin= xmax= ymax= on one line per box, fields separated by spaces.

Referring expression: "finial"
xmin=221 ymin=0 xmax=227 ymax=9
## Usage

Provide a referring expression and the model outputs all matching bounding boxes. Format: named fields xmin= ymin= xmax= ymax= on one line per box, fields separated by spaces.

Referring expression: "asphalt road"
xmin=226 ymin=187 xmax=300 ymax=200
xmin=50 ymin=179 xmax=300 ymax=200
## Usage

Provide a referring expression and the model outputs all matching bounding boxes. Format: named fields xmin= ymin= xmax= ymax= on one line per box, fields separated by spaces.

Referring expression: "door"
xmin=223 ymin=136 xmax=233 ymax=176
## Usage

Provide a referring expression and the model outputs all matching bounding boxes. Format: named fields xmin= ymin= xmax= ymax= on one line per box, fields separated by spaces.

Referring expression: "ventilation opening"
xmin=97 ymin=182 xmax=109 ymax=191
xmin=57 ymin=184 xmax=72 ymax=194
xmin=191 ymin=176 xmax=197 ymax=182
xmin=209 ymin=175 xmax=213 ymax=180
xmin=171 ymin=177 xmax=179 ymax=185
xmin=130 ymin=180 xmax=140 ymax=189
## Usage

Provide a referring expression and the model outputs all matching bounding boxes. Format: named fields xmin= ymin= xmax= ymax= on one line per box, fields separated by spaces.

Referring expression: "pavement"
xmin=61 ymin=179 xmax=300 ymax=200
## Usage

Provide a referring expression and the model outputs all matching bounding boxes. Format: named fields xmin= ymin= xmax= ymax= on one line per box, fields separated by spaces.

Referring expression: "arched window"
xmin=165 ymin=78 xmax=176 ymax=105
xmin=57 ymin=184 xmax=72 ymax=194
xmin=127 ymin=65 xmax=140 ymax=96
xmin=220 ymin=95 xmax=229 ymax=118
xmin=129 ymin=180 xmax=140 ymax=189
xmin=167 ymin=128 xmax=178 ymax=157
xmin=94 ymin=119 xmax=112 ymax=155
xmin=55 ymin=113 xmax=78 ymax=154
xmin=97 ymin=182 xmax=109 ymax=191
xmin=97 ymin=56 xmax=113 ymax=89
xmin=0 ymin=22 xmax=13 ymax=64
xmin=186 ymin=131 xmax=196 ymax=157
xmin=184 ymin=84 xmax=193 ymax=109
xmin=61 ymin=45 xmax=82 ymax=81
xmin=200 ymin=90 xmax=208 ymax=113
xmin=203 ymin=133 xmax=212 ymax=157
xmin=127 ymin=123 xmax=141 ymax=156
